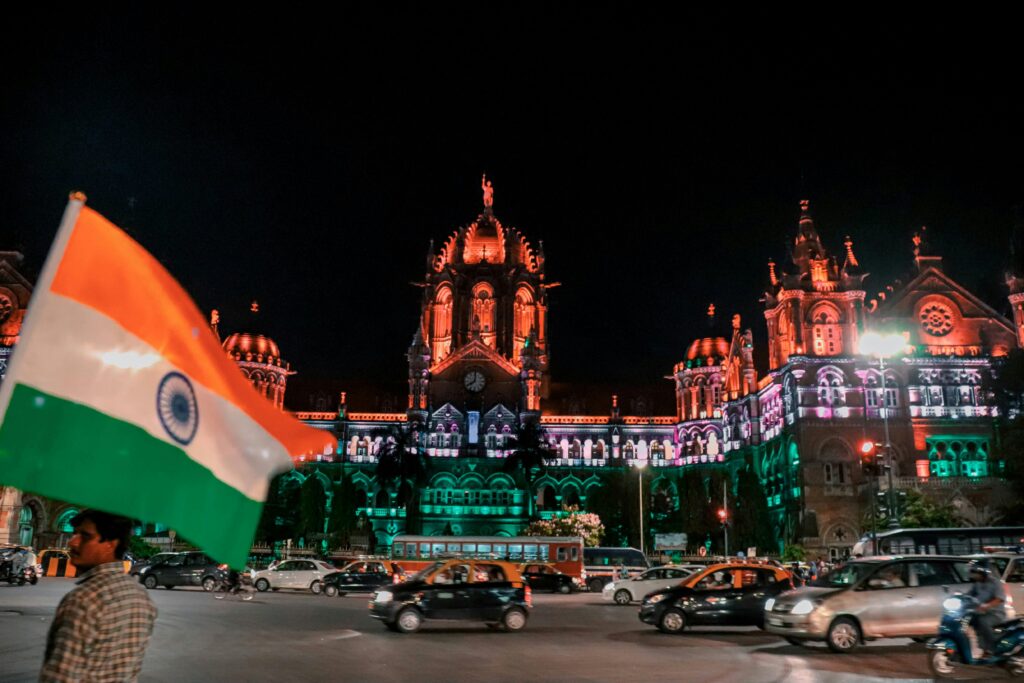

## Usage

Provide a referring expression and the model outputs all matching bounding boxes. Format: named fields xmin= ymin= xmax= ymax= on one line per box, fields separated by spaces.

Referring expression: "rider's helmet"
xmin=967 ymin=560 xmax=991 ymax=578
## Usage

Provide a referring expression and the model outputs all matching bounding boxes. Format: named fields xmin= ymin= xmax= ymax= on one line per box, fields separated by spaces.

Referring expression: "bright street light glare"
xmin=859 ymin=331 xmax=906 ymax=358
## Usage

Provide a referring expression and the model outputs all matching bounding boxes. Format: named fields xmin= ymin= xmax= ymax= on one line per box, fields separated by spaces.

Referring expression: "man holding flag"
xmin=0 ymin=193 xmax=336 ymax=678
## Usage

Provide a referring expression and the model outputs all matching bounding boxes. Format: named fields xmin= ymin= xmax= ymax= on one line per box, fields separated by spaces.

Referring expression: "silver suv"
xmin=764 ymin=556 xmax=1014 ymax=653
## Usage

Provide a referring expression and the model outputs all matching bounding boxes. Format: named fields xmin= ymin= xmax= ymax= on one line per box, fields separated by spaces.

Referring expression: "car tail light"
xmin=525 ymin=585 xmax=533 ymax=608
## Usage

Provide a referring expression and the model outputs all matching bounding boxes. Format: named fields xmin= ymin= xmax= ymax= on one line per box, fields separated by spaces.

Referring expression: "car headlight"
xmin=646 ymin=594 xmax=667 ymax=604
xmin=942 ymin=597 xmax=962 ymax=612
xmin=791 ymin=599 xmax=816 ymax=615
xmin=374 ymin=591 xmax=393 ymax=604
xmin=764 ymin=598 xmax=776 ymax=612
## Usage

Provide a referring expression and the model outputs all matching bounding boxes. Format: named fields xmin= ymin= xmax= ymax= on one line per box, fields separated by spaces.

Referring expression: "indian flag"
xmin=0 ymin=195 xmax=335 ymax=567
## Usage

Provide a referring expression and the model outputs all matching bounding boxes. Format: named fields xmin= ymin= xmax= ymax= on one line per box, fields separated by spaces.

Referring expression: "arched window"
xmin=865 ymin=374 xmax=881 ymax=408
xmin=810 ymin=305 xmax=843 ymax=356
xmin=513 ymin=287 xmax=534 ymax=359
xmin=884 ymin=375 xmax=900 ymax=409
xmin=353 ymin=489 xmax=368 ymax=508
xmin=472 ymin=282 xmax=496 ymax=347
xmin=623 ymin=441 xmax=635 ymax=459
xmin=593 ymin=440 xmax=606 ymax=459
xmin=817 ymin=371 xmax=845 ymax=406
xmin=432 ymin=286 xmax=453 ymax=359
xmin=375 ymin=490 xmax=390 ymax=509
xmin=563 ymin=487 xmax=581 ymax=508
xmin=537 ymin=485 xmax=557 ymax=511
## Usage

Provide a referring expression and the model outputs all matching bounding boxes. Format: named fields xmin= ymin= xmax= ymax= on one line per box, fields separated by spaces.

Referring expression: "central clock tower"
xmin=406 ymin=177 xmax=550 ymax=440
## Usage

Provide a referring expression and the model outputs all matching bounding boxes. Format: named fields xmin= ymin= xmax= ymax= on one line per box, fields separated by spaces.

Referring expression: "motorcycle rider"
xmin=967 ymin=561 xmax=1006 ymax=655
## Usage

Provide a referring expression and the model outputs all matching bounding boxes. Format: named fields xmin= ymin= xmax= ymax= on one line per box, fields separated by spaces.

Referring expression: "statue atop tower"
xmin=482 ymin=173 xmax=494 ymax=210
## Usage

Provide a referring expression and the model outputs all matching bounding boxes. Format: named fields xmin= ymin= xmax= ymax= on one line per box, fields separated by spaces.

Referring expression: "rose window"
xmin=0 ymin=294 xmax=13 ymax=324
xmin=919 ymin=302 xmax=954 ymax=336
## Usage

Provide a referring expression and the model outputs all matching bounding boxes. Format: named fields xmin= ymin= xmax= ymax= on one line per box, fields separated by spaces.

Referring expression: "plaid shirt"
xmin=41 ymin=561 xmax=157 ymax=682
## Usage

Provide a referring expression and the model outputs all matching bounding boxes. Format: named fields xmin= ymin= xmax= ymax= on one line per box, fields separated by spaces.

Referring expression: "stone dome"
xmin=223 ymin=332 xmax=283 ymax=364
xmin=685 ymin=336 xmax=730 ymax=363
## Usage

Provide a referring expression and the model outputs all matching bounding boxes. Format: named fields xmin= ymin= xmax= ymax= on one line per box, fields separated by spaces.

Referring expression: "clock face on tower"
xmin=463 ymin=370 xmax=486 ymax=393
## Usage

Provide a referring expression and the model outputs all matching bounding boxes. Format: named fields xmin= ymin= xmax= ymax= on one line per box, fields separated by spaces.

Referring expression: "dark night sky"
xmin=2 ymin=9 xmax=1022 ymax=394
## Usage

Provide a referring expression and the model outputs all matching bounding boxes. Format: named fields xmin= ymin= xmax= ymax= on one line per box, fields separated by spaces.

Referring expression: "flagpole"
xmin=0 ymin=192 xmax=87 ymax=418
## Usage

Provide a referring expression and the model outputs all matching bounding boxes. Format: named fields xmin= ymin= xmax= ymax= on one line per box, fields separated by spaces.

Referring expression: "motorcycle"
xmin=927 ymin=592 xmax=1024 ymax=678
xmin=208 ymin=564 xmax=254 ymax=601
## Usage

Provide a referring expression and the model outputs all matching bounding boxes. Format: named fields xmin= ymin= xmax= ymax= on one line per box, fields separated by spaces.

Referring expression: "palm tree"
xmin=374 ymin=422 xmax=430 ymax=533
xmin=503 ymin=420 xmax=550 ymax=520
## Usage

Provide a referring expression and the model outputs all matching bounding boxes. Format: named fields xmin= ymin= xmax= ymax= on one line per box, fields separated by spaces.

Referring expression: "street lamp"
xmin=859 ymin=331 xmax=907 ymax=530
xmin=637 ymin=460 xmax=647 ymax=558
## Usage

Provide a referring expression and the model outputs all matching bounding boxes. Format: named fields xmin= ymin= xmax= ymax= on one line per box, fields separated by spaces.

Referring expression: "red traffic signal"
xmin=859 ymin=440 xmax=876 ymax=457
xmin=717 ymin=508 xmax=728 ymax=522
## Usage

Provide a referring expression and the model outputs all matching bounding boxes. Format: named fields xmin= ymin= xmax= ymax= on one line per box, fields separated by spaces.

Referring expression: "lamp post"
xmin=637 ymin=460 xmax=647 ymax=558
xmin=859 ymin=331 xmax=907 ymax=530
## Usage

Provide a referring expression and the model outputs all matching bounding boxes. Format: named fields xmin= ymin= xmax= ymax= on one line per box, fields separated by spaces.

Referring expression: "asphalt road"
xmin=0 ymin=579 xmax=996 ymax=682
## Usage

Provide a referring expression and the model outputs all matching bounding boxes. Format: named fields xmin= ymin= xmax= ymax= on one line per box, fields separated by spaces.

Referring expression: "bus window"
xmin=509 ymin=544 xmax=523 ymax=560
xmin=557 ymin=547 xmax=568 ymax=562
xmin=393 ymin=543 xmax=405 ymax=558
xmin=420 ymin=543 xmax=430 ymax=558
xmin=432 ymin=543 xmax=445 ymax=557
xmin=447 ymin=543 xmax=461 ymax=554
xmin=524 ymin=544 xmax=538 ymax=561
xmin=493 ymin=543 xmax=506 ymax=557
xmin=571 ymin=546 xmax=579 ymax=561
xmin=463 ymin=543 xmax=476 ymax=555
xmin=477 ymin=543 xmax=491 ymax=556
xmin=539 ymin=544 xmax=549 ymax=560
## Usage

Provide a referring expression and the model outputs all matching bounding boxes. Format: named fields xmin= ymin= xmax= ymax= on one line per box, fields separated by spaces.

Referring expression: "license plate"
xmin=767 ymin=617 xmax=783 ymax=626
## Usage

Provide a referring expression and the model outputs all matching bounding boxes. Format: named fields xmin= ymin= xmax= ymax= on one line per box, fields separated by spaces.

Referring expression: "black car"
xmin=138 ymin=551 xmax=220 ymax=589
xmin=129 ymin=552 xmax=176 ymax=577
xmin=323 ymin=560 xmax=395 ymax=597
xmin=639 ymin=564 xmax=794 ymax=634
xmin=519 ymin=563 xmax=576 ymax=594
xmin=369 ymin=559 xmax=531 ymax=633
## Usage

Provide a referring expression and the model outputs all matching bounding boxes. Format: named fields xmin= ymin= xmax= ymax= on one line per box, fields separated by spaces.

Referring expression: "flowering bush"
xmin=523 ymin=506 xmax=604 ymax=547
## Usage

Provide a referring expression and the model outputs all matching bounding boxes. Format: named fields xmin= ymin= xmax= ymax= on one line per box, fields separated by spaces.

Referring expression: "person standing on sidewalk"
xmin=41 ymin=509 xmax=157 ymax=682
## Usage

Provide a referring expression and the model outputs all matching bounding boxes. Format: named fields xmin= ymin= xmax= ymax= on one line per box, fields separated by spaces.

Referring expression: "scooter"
xmin=927 ymin=592 xmax=1024 ymax=678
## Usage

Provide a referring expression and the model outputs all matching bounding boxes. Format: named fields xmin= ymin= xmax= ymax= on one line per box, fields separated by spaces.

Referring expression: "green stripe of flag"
xmin=0 ymin=383 xmax=261 ymax=567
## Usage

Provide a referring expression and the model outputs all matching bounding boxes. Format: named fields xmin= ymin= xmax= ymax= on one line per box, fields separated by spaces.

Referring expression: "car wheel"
xmin=310 ymin=580 xmax=322 ymax=595
xmin=658 ymin=608 xmax=686 ymax=634
xmin=202 ymin=577 xmax=217 ymax=592
xmin=557 ymin=583 xmax=572 ymax=595
xmin=255 ymin=578 xmax=270 ymax=592
xmin=613 ymin=589 xmax=632 ymax=605
xmin=827 ymin=617 xmax=861 ymax=654
xmin=324 ymin=584 xmax=338 ymax=597
xmin=396 ymin=607 xmax=422 ymax=633
xmin=588 ymin=578 xmax=605 ymax=593
xmin=785 ymin=637 xmax=806 ymax=647
xmin=143 ymin=575 xmax=158 ymax=590
xmin=502 ymin=607 xmax=528 ymax=632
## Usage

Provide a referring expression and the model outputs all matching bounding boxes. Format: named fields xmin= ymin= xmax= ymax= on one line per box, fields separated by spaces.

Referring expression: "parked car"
xmin=603 ymin=565 xmax=703 ymax=604
xmin=369 ymin=558 xmax=531 ymax=633
xmin=640 ymin=562 xmax=794 ymax=634
xmin=130 ymin=552 xmax=177 ymax=577
xmin=252 ymin=559 xmax=337 ymax=594
xmin=323 ymin=561 xmax=396 ymax=597
xmin=519 ymin=563 xmax=579 ymax=594
xmin=138 ymin=551 xmax=220 ymax=589
xmin=763 ymin=555 xmax=1000 ymax=653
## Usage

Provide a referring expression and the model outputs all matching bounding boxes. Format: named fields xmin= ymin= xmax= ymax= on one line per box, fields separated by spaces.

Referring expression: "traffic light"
xmin=860 ymin=440 xmax=878 ymax=475
xmin=717 ymin=508 xmax=728 ymax=523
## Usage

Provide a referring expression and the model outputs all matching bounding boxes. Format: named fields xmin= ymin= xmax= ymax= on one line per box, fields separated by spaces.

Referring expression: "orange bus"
xmin=390 ymin=535 xmax=585 ymax=580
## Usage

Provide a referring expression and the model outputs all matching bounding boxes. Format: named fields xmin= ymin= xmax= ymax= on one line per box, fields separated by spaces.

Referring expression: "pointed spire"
xmin=250 ymin=300 xmax=259 ymax=314
xmin=843 ymin=235 xmax=860 ymax=268
xmin=913 ymin=225 xmax=943 ymax=273
xmin=706 ymin=303 xmax=716 ymax=330
xmin=767 ymin=258 xmax=778 ymax=286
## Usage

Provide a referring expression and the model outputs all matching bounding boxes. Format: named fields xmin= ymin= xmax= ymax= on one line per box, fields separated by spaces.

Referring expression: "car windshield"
xmin=809 ymin=562 xmax=876 ymax=587
xmin=411 ymin=562 xmax=445 ymax=581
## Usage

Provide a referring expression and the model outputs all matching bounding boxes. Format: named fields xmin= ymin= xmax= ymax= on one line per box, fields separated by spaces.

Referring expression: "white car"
xmin=602 ymin=565 xmax=702 ymax=605
xmin=253 ymin=559 xmax=337 ymax=594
